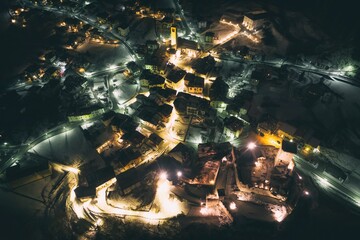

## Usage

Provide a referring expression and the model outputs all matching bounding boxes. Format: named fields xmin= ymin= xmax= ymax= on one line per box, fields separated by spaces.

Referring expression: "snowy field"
xmin=76 ymin=42 xmax=133 ymax=71
xmin=30 ymin=127 xmax=103 ymax=166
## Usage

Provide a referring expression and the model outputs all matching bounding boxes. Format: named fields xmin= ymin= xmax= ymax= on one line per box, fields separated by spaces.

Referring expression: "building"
xmin=276 ymin=122 xmax=297 ymax=141
xmin=205 ymin=31 xmax=215 ymax=43
xmin=223 ymin=116 xmax=244 ymax=139
xmin=145 ymin=133 xmax=164 ymax=149
xmin=109 ymin=147 xmax=142 ymax=172
xmin=116 ymin=168 xmax=144 ymax=195
xmin=274 ymin=140 xmax=296 ymax=173
xmin=157 ymin=103 xmax=173 ymax=122
xmin=191 ymin=55 xmax=216 ymax=76
xmin=170 ymin=25 xmax=177 ymax=48
xmin=126 ymin=61 xmax=141 ymax=75
xmin=118 ymin=22 xmax=130 ymax=36
xmin=121 ymin=130 xmax=146 ymax=147
xmin=198 ymin=142 xmax=233 ymax=161
xmin=242 ymin=11 xmax=267 ymax=31
xmin=67 ymin=106 xmax=106 ymax=122
xmin=84 ymin=166 xmax=116 ymax=192
xmin=159 ymin=16 xmax=174 ymax=36
xmin=146 ymin=40 xmax=159 ymax=54
xmin=149 ymin=87 xmax=177 ymax=103
xmin=184 ymin=73 xmax=204 ymax=94
xmin=168 ymin=143 xmax=194 ymax=167
xmin=166 ymin=68 xmax=186 ymax=89
xmin=144 ymin=49 xmax=169 ymax=74
xmin=220 ymin=9 xmax=243 ymax=25
xmin=137 ymin=109 xmax=161 ymax=129
xmin=177 ymin=37 xmax=200 ymax=58
xmin=139 ymin=70 xmax=165 ymax=88
xmin=74 ymin=186 xmax=96 ymax=202
xmin=174 ymin=92 xmax=211 ymax=116
xmin=188 ymin=160 xmax=221 ymax=186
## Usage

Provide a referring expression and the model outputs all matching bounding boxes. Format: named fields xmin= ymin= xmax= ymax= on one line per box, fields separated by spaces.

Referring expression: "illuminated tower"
xmin=170 ymin=25 xmax=177 ymax=49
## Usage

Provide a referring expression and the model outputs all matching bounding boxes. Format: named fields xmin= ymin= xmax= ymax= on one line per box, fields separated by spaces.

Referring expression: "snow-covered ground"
xmin=30 ymin=127 xmax=103 ymax=166
xmin=76 ymin=42 xmax=133 ymax=71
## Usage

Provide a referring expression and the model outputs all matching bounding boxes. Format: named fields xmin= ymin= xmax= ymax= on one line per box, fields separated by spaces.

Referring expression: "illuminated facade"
xmin=170 ymin=26 xmax=177 ymax=49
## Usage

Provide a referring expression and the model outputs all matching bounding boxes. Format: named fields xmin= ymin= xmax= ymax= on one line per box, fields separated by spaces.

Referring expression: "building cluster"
xmin=236 ymin=140 xmax=295 ymax=197
xmin=1 ymin=0 xmax=321 ymax=227
xmin=257 ymin=120 xmax=321 ymax=154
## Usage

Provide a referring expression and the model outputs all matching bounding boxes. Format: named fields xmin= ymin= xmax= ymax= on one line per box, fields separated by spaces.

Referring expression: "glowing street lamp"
xmin=84 ymin=72 xmax=93 ymax=77
xmin=95 ymin=218 xmax=103 ymax=227
xmin=247 ymin=142 xmax=256 ymax=150
xmin=107 ymin=64 xmax=117 ymax=71
xmin=177 ymin=171 xmax=182 ymax=177
xmin=229 ymin=202 xmax=237 ymax=210
xmin=303 ymin=190 xmax=310 ymax=196
xmin=160 ymin=172 xmax=168 ymax=180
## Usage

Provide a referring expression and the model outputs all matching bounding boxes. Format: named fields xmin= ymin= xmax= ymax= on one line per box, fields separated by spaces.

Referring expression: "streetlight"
xmin=303 ymin=190 xmax=310 ymax=196
xmin=177 ymin=171 xmax=182 ymax=177
xmin=229 ymin=202 xmax=237 ymax=210
xmin=107 ymin=64 xmax=117 ymax=71
xmin=160 ymin=172 xmax=167 ymax=180
xmin=247 ymin=142 xmax=256 ymax=150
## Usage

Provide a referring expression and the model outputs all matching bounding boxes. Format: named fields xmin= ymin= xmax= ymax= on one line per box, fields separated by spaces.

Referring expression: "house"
xmin=74 ymin=186 xmax=96 ymax=202
xmin=242 ymin=11 xmax=267 ymax=31
xmin=63 ymin=75 xmax=88 ymax=97
xmin=84 ymin=166 xmax=116 ymax=191
xmin=126 ymin=61 xmax=141 ymax=75
xmin=157 ymin=103 xmax=173 ymax=122
xmin=276 ymin=122 xmax=297 ymax=141
xmin=186 ymin=74 xmax=204 ymax=94
xmin=22 ymin=64 xmax=45 ymax=81
xmin=294 ymin=126 xmax=320 ymax=152
xmin=137 ymin=109 xmax=161 ymax=129
xmin=166 ymin=68 xmax=186 ymax=89
xmin=116 ymin=168 xmax=144 ymax=195
xmin=110 ymin=148 xmax=142 ymax=171
xmin=143 ymin=133 xmax=163 ymax=153
xmin=223 ymin=116 xmax=244 ymax=139
xmin=146 ymin=40 xmax=159 ymax=54
xmin=274 ymin=140 xmax=296 ymax=174
xmin=121 ymin=130 xmax=145 ymax=147
xmin=149 ymin=87 xmax=177 ymax=103
xmin=118 ymin=21 xmax=130 ymax=36
xmin=139 ymin=70 xmax=165 ymax=88
xmin=159 ymin=16 xmax=174 ymax=36
xmin=101 ymin=110 xmax=116 ymax=126
xmin=209 ymin=77 xmax=229 ymax=101
xmin=110 ymin=113 xmax=138 ymax=133
xmin=177 ymin=37 xmax=200 ymax=58
xmin=67 ymin=105 xmax=106 ymax=122
xmin=147 ymin=133 xmax=163 ymax=148
xmin=205 ymin=31 xmax=215 ymax=43
xmin=144 ymin=52 xmax=169 ymax=74
xmin=191 ymin=55 xmax=216 ymax=76
xmin=198 ymin=142 xmax=233 ymax=161
xmin=168 ymin=143 xmax=194 ymax=167
xmin=67 ymin=105 xmax=105 ymax=122
xmin=220 ymin=9 xmax=243 ymax=25
xmin=174 ymin=92 xmax=210 ymax=116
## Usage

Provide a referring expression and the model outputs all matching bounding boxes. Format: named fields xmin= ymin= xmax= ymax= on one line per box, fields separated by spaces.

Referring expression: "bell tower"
xmin=170 ymin=25 xmax=177 ymax=49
